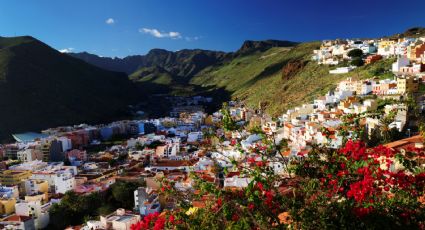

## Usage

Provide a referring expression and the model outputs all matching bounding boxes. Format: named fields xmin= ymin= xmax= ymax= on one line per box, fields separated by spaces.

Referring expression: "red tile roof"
xmin=3 ymin=215 xmax=32 ymax=222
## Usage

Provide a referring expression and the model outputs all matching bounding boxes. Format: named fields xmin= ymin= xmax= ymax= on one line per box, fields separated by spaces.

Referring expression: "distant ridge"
xmin=69 ymin=48 xmax=228 ymax=76
xmin=68 ymin=39 xmax=299 ymax=76
xmin=390 ymin=27 xmax=425 ymax=38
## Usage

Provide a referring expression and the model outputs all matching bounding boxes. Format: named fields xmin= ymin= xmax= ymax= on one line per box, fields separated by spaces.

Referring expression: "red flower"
xmin=153 ymin=217 xmax=166 ymax=230
xmin=217 ymin=198 xmax=223 ymax=207
xmin=168 ymin=215 xmax=175 ymax=224
xmin=232 ymin=214 xmax=240 ymax=221
xmin=247 ymin=157 xmax=256 ymax=164
xmin=131 ymin=212 xmax=166 ymax=230
xmin=256 ymin=161 xmax=265 ymax=167
xmin=256 ymin=182 xmax=264 ymax=191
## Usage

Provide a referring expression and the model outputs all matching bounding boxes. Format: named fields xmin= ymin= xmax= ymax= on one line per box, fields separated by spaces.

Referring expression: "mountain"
xmin=70 ymin=40 xmax=298 ymax=78
xmin=0 ymin=36 xmax=139 ymax=140
xmin=391 ymin=27 xmax=425 ymax=38
xmin=235 ymin=40 xmax=299 ymax=56
xmin=70 ymin=40 xmax=300 ymax=96
xmin=69 ymin=37 xmax=395 ymax=117
xmin=67 ymin=52 xmax=145 ymax=75
xmin=69 ymin=49 xmax=228 ymax=76
xmin=190 ymin=42 xmax=395 ymax=116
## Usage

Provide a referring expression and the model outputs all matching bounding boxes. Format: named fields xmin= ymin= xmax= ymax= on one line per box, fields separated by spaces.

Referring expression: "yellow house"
xmin=0 ymin=170 xmax=32 ymax=186
xmin=25 ymin=193 xmax=48 ymax=203
xmin=23 ymin=179 xmax=49 ymax=195
xmin=397 ymin=76 xmax=419 ymax=94
xmin=0 ymin=198 xmax=16 ymax=215
xmin=378 ymin=40 xmax=395 ymax=49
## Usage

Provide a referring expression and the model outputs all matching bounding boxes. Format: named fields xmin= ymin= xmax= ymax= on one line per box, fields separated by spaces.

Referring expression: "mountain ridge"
xmin=68 ymin=39 xmax=299 ymax=76
xmin=0 ymin=35 xmax=139 ymax=141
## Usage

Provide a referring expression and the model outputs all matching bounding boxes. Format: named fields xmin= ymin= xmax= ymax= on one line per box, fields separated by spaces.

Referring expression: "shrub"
xmin=347 ymin=49 xmax=363 ymax=58
xmin=351 ymin=57 xmax=364 ymax=67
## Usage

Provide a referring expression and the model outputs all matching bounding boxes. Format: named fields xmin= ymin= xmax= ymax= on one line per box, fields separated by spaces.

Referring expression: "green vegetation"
xmin=191 ymin=42 xmax=395 ymax=116
xmin=0 ymin=36 xmax=139 ymax=141
xmin=351 ymin=57 xmax=364 ymax=67
xmin=347 ymin=48 xmax=363 ymax=58
xmin=111 ymin=181 xmax=141 ymax=209
xmin=70 ymin=38 xmax=396 ymax=119
xmin=419 ymin=83 xmax=425 ymax=93
xmin=221 ymin=103 xmax=237 ymax=131
xmin=48 ymin=181 xmax=142 ymax=229
xmin=130 ymin=66 xmax=173 ymax=85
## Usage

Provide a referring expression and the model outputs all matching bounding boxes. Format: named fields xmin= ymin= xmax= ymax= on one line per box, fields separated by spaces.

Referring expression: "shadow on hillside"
xmin=134 ymin=81 xmax=231 ymax=117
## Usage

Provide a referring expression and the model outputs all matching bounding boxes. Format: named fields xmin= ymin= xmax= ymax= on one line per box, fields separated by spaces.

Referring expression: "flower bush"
xmin=131 ymin=136 xmax=425 ymax=229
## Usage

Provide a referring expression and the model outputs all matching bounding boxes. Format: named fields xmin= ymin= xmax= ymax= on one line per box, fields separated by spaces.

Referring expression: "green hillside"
xmin=70 ymin=37 xmax=396 ymax=119
xmin=130 ymin=66 xmax=173 ymax=85
xmin=191 ymin=42 xmax=395 ymax=116
xmin=0 ymin=36 xmax=139 ymax=141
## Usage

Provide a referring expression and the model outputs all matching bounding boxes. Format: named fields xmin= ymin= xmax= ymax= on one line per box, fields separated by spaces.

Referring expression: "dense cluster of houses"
xmin=0 ymin=109 xmax=216 ymax=229
xmin=279 ymin=73 xmax=425 ymax=154
xmin=0 ymin=87 xmax=422 ymax=229
xmin=312 ymin=36 xmax=425 ymax=75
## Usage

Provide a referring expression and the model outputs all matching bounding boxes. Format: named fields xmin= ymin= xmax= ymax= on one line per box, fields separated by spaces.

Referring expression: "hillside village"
xmin=312 ymin=36 xmax=425 ymax=74
xmin=0 ymin=36 xmax=424 ymax=229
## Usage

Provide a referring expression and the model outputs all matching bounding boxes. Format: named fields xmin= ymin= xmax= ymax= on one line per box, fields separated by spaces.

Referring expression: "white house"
xmin=392 ymin=56 xmax=410 ymax=72
xmin=15 ymin=201 xmax=50 ymax=229
xmin=224 ymin=175 xmax=251 ymax=188
xmin=187 ymin=132 xmax=203 ymax=143
xmin=134 ymin=187 xmax=161 ymax=216
xmin=100 ymin=209 xmax=141 ymax=230
xmin=30 ymin=164 xmax=77 ymax=194
xmin=329 ymin=66 xmax=356 ymax=74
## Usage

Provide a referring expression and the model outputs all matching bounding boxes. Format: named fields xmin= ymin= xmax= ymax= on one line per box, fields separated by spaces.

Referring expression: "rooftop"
xmin=12 ymin=132 xmax=48 ymax=143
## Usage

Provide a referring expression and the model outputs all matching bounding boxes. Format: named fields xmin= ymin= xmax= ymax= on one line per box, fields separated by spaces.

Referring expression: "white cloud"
xmin=105 ymin=18 xmax=115 ymax=25
xmin=59 ymin=47 xmax=74 ymax=53
xmin=185 ymin=36 xmax=201 ymax=42
xmin=139 ymin=28 xmax=182 ymax=39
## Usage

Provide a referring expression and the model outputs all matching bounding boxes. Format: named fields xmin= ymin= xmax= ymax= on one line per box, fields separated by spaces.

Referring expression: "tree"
xmin=379 ymin=110 xmax=397 ymax=143
xmin=48 ymin=191 xmax=103 ymax=229
xmin=111 ymin=181 xmax=140 ymax=209
xmin=350 ymin=57 xmax=364 ymax=67
xmin=347 ymin=49 xmax=363 ymax=58
xmin=369 ymin=66 xmax=385 ymax=76
xmin=221 ymin=103 xmax=237 ymax=131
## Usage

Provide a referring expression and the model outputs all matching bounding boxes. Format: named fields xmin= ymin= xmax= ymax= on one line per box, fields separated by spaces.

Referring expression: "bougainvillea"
xmin=131 ymin=135 xmax=425 ymax=229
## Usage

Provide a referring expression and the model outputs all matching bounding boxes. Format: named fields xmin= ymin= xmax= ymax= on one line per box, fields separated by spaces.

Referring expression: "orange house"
xmin=365 ymin=55 xmax=382 ymax=64
xmin=409 ymin=43 xmax=425 ymax=60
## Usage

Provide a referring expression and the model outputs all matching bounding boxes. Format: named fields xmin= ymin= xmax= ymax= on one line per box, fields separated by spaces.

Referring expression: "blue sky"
xmin=1 ymin=0 xmax=424 ymax=57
